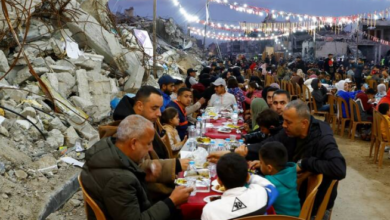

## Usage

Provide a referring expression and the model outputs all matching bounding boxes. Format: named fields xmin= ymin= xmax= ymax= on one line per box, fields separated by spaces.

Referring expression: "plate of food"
xmin=225 ymin=124 xmax=240 ymax=129
xmin=174 ymin=178 xmax=187 ymax=186
xmin=195 ymin=161 xmax=210 ymax=169
xmin=197 ymin=137 xmax=211 ymax=144
xmin=184 ymin=169 xmax=210 ymax=179
xmin=218 ymin=127 xmax=232 ymax=133
xmin=203 ymin=195 xmax=222 ymax=203
xmin=211 ymin=184 xmax=226 ymax=193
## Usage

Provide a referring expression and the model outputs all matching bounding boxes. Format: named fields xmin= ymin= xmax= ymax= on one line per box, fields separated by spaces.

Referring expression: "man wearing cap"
xmin=158 ymin=75 xmax=176 ymax=112
xmin=208 ymin=78 xmax=237 ymax=109
xmin=185 ymin=68 xmax=198 ymax=88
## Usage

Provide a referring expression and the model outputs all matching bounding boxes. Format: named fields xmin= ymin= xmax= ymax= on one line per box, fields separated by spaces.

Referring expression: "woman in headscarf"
xmin=250 ymin=98 xmax=269 ymax=130
xmin=375 ymin=83 xmax=387 ymax=100
xmin=311 ymin=79 xmax=330 ymax=112
xmin=245 ymin=81 xmax=263 ymax=105
xmin=336 ymin=80 xmax=362 ymax=118
xmin=232 ymin=67 xmax=245 ymax=83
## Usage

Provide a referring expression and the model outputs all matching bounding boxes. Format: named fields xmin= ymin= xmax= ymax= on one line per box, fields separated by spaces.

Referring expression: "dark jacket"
xmin=354 ymin=63 xmax=364 ymax=78
xmin=80 ymin=137 xmax=175 ymax=220
xmin=311 ymin=79 xmax=328 ymax=110
xmin=247 ymin=117 xmax=346 ymax=214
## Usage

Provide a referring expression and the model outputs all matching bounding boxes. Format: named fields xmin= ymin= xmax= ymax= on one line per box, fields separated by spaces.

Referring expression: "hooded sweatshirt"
xmin=311 ymin=79 xmax=328 ymax=110
xmin=265 ymin=162 xmax=301 ymax=217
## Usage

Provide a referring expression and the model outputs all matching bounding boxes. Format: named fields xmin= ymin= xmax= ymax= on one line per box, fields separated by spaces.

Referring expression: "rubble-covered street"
xmin=0 ymin=0 xmax=203 ymax=219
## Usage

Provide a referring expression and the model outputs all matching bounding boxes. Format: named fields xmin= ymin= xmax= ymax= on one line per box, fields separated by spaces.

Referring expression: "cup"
xmin=230 ymin=135 xmax=236 ymax=142
xmin=208 ymin=163 xmax=217 ymax=178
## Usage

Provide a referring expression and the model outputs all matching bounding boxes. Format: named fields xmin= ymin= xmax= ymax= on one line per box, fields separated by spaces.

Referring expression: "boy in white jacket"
xmin=201 ymin=153 xmax=278 ymax=220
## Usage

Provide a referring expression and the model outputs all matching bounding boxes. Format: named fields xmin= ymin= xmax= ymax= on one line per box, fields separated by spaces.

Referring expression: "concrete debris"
xmin=15 ymin=170 xmax=28 ymax=180
xmin=0 ymin=1 xmax=203 ymax=219
xmin=0 ymin=50 xmax=9 ymax=72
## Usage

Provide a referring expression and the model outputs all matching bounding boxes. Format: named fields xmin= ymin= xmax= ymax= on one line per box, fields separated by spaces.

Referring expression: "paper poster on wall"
xmin=134 ymin=29 xmax=153 ymax=57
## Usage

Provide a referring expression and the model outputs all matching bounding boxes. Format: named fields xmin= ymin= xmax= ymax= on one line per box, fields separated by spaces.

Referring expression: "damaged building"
xmin=0 ymin=0 xmax=203 ymax=219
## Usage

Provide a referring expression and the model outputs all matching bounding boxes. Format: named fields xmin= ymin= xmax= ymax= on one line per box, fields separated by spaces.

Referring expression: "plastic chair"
xmin=370 ymin=110 xmax=379 ymax=157
xmin=368 ymin=79 xmax=378 ymax=91
xmin=349 ymin=99 xmax=372 ymax=141
xmin=328 ymin=95 xmax=337 ymax=134
xmin=314 ymin=180 xmax=337 ymax=220
xmin=299 ymin=173 xmax=323 ymax=220
xmin=237 ymin=216 xmax=304 ymax=220
xmin=288 ymin=82 xmax=298 ymax=99
xmin=78 ymin=175 xmax=107 ymax=220
xmin=373 ymin=113 xmax=390 ymax=168
xmin=311 ymin=97 xmax=329 ymax=122
xmin=336 ymin=97 xmax=351 ymax=137
xmin=302 ymin=85 xmax=313 ymax=111
xmin=296 ymin=85 xmax=304 ymax=102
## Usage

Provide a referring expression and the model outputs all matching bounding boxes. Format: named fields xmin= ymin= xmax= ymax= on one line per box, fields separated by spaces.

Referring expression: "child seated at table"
xmin=161 ymin=107 xmax=187 ymax=153
xmin=378 ymin=103 xmax=390 ymax=142
xmin=258 ymin=142 xmax=301 ymax=217
xmin=201 ymin=153 xmax=278 ymax=220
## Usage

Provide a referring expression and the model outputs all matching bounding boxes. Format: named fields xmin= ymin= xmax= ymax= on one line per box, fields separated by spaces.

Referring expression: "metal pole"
xmin=356 ymin=21 xmax=359 ymax=62
xmin=204 ymin=0 xmax=209 ymax=59
xmin=313 ymin=25 xmax=316 ymax=60
xmin=153 ymin=0 xmax=157 ymax=78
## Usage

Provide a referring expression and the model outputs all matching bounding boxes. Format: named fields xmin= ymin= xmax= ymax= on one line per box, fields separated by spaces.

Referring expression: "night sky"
xmin=109 ymin=0 xmax=390 ymax=43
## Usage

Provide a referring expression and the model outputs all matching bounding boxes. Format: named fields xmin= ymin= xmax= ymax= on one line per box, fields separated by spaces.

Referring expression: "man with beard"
xmin=81 ymin=115 xmax=193 ymax=220
xmin=158 ymin=75 xmax=176 ymax=112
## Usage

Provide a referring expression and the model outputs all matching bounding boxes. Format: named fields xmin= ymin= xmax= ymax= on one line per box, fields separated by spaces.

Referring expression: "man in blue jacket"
xmin=158 ymin=75 xmax=176 ymax=112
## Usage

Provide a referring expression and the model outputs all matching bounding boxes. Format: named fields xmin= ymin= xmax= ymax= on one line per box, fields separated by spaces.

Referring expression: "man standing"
xmin=354 ymin=58 xmax=364 ymax=90
xmin=208 ymin=78 xmax=237 ymax=109
xmin=166 ymin=87 xmax=193 ymax=140
xmin=158 ymin=75 xmax=176 ymax=112
xmin=324 ymin=54 xmax=336 ymax=80
xmin=185 ymin=68 xmax=198 ymax=88
xmin=81 ymin=115 xmax=193 ymax=220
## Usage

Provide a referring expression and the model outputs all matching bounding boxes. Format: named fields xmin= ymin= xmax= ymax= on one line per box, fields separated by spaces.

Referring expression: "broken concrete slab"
xmin=75 ymin=69 xmax=92 ymax=103
xmin=15 ymin=170 xmax=28 ymax=180
xmin=21 ymin=107 xmax=37 ymax=118
xmin=49 ymin=117 xmax=67 ymax=133
xmin=12 ymin=66 xmax=49 ymax=85
xmin=64 ymin=126 xmax=80 ymax=147
xmin=57 ymin=72 xmax=76 ymax=98
xmin=69 ymin=96 xmax=93 ymax=110
xmin=67 ymin=118 xmax=99 ymax=148
xmin=46 ymin=129 xmax=64 ymax=149
xmin=0 ymin=50 xmax=9 ymax=72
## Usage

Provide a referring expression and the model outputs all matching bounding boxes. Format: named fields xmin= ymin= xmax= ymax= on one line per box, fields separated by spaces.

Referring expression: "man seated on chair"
xmin=81 ymin=115 xmax=193 ymax=220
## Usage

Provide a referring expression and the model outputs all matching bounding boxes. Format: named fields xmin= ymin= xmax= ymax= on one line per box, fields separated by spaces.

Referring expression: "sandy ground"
xmin=332 ymin=135 xmax=390 ymax=220
xmin=50 ymin=127 xmax=390 ymax=220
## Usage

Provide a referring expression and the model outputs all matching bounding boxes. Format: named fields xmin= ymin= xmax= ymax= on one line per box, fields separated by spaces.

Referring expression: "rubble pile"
xmin=0 ymin=0 xmax=203 ymax=219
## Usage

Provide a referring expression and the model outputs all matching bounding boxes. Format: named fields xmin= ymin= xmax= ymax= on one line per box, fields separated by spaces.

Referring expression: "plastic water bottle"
xmin=201 ymin=113 xmax=207 ymax=135
xmin=218 ymin=143 xmax=224 ymax=151
xmin=188 ymin=161 xmax=196 ymax=171
xmin=225 ymin=138 xmax=231 ymax=150
xmin=232 ymin=110 xmax=238 ymax=125
xmin=209 ymin=140 xmax=216 ymax=153
xmin=238 ymin=139 xmax=244 ymax=146
xmin=196 ymin=117 xmax=202 ymax=137
xmin=233 ymin=103 xmax=238 ymax=113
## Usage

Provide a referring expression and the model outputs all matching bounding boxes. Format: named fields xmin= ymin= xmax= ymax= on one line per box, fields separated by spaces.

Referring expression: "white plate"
xmin=217 ymin=127 xmax=232 ymax=133
xmin=211 ymin=179 xmax=219 ymax=186
xmin=211 ymin=184 xmax=225 ymax=193
xmin=203 ymin=195 xmax=221 ymax=203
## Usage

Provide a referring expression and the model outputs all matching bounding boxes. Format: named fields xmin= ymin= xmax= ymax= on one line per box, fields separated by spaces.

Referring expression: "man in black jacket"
xmin=81 ymin=115 xmax=193 ymax=220
xmin=262 ymin=100 xmax=346 ymax=217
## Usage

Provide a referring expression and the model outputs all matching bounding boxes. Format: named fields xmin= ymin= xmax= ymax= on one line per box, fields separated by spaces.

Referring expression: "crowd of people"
xmin=78 ymin=53 xmax=390 ymax=220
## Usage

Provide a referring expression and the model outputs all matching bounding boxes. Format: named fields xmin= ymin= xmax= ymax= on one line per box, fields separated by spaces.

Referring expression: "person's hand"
xmin=207 ymin=151 xmax=229 ymax=163
xmin=181 ymin=135 xmax=188 ymax=146
xmin=198 ymin=97 xmax=206 ymax=105
xmin=296 ymin=164 xmax=302 ymax=173
xmin=169 ymin=186 xmax=193 ymax=206
xmin=248 ymin=160 xmax=260 ymax=169
xmin=145 ymin=161 xmax=162 ymax=183
xmin=180 ymin=158 xmax=191 ymax=171
xmin=235 ymin=145 xmax=248 ymax=157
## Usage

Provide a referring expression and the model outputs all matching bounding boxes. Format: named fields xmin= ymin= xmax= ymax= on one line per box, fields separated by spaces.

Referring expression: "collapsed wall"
xmin=0 ymin=0 xmax=202 ymax=219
